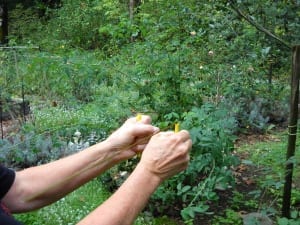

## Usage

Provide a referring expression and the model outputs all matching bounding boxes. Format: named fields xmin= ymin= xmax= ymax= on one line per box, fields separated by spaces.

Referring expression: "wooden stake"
xmin=282 ymin=46 xmax=300 ymax=218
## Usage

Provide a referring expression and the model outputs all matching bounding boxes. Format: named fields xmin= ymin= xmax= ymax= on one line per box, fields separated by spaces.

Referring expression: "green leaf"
xmin=182 ymin=185 xmax=192 ymax=193
xmin=277 ymin=217 xmax=290 ymax=225
xmin=242 ymin=160 xmax=254 ymax=165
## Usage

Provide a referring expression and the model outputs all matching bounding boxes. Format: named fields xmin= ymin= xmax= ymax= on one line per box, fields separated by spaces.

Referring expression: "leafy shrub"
xmin=212 ymin=209 xmax=243 ymax=225
xmin=277 ymin=214 xmax=300 ymax=225
xmin=8 ymin=4 xmax=44 ymax=45
xmin=0 ymin=126 xmax=107 ymax=169
xmin=221 ymin=77 xmax=288 ymax=133
xmin=0 ymin=100 xmax=126 ymax=168
xmin=0 ymin=131 xmax=66 ymax=168
xmin=37 ymin=0 xmax=106 ymax=50
xmin=7 ymin=0 xmax=290 ymax=134
xmin=32 ymin=0 xmax=133 ymax=52
xmin=22 ymin=50 xmax=106 ymax=102
xmin=147 ymin=104 xmax=239 ymax=224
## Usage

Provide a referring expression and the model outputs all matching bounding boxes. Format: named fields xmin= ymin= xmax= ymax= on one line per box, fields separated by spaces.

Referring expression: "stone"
xmin=242 ymin=212 xmax=273 ymax=225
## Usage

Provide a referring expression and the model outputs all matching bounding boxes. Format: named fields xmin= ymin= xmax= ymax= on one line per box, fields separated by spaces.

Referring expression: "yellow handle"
xmin=175 ymin=123 xmax=180 ymax=133
xmin=136 ymin=113 xmax=142 ymax=121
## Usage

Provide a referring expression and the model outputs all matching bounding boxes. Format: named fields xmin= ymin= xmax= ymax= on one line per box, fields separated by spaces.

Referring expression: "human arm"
xmin=2 ymin=116 xmax=158 ymax=213
xmin=77 ymin=130 xmax=192 ymax=225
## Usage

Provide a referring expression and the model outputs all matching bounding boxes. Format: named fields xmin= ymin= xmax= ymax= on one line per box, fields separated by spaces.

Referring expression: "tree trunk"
xmin=282 ymin=45 xmax=300 ymax=218
xmin=129 ymin=0 xmax=141 ymax=42
xmin=129 ymin=0 xmax=134 ymax=23
xmin=0 ymin=1 xmax=8 ymax=44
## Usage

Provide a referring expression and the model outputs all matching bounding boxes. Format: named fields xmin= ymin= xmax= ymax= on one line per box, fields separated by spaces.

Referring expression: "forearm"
xmin=3 ymin=117 xmax=158 ymax=213
xmin=77 ymin=163 xmax=162 ymax=225
xmin=4 ymin=140 xmax=119 ymax=212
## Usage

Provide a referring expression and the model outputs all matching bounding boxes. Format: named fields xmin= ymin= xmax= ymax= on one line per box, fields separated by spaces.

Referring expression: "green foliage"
xmin=0 ymin=101 xmax=128 ymax=168
xmin=30 ymin=0 xmax=135 ymax=53
xmin=148 ymin=104 xmax=239 ymax=223
xmin=234 ymin=66 xmax=284 ymax=131
xmin=277 ymin=213 xmax=300 ymax=225
xmin=23 ymin=50 xmax=105 ymax=102
xmin=6 ymin=0 xmax=291 ymax=132
xmin=240 ymin=135 xmax=287 ymax=192
xmin=4 ymin=0 xmax=299 ymax=223
xmin=43 ymin=0 xmax=115 ymax=50
xmin=0 ymin=124 xmax=105 ymax=168
xmin=8 ymin=4 xmax=43 ymax=45
xmin=229 ymin=0 xmax=300 ymax=46
xmin=230 ymin=191 xmax=258 ymax=211
xmin=212 ymin=209 xmax=243 ymax=225
xmin=14 ymin=178 xmax=179 ymax=225
xmin=134 ymin=215 xmax=180 ymax=225
xmin=15 ymin=180 xmax=111 ymax=225
xmin=236 ymin=132 xmax=300 ymax=224
xmin=0 ymin=131 xmax=65 ymax=168
xmin=113 ymin=44 xmax=202 ymax=117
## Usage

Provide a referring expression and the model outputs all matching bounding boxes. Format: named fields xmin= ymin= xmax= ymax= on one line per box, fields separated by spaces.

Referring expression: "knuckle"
xmin=177 ymin=145 xmax=189 ymax=157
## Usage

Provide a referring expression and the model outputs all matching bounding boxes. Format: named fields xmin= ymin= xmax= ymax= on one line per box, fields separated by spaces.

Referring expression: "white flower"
xmin=190 ymin=31 xmax=196 ymax=36
xmin=120 ymin=171 xmax=128 ymax=177
xmin=74 ymin=130 xmax=81 ymax=137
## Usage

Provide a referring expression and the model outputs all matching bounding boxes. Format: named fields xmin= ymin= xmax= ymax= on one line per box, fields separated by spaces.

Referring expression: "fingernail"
xmin=153 ymin=127 xmax=160 ymax=133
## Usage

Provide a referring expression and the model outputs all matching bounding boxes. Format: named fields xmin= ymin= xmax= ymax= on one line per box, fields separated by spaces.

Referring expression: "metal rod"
xmin=12 ymin=50 xmax=26 ymax=122
xmin=0 ymin=46 xmax=39 ymax=49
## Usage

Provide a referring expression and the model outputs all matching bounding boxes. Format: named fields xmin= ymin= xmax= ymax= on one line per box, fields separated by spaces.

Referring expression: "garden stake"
xmin=282 ymin=45 xmax=300 ymax=218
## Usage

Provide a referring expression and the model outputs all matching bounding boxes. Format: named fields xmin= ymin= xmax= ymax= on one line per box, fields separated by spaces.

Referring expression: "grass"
xmin=15 ymin=179 xmax=110 ymax=225
xmin=237 ymin=130 xmax=300 ymax=194
xmin=14 ymin=177 xmax=180 ymax=225
xmin=229 ymin=130 xmax=300 ymax=223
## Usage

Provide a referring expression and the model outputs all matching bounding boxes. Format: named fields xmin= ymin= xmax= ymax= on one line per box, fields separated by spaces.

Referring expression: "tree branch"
xmin=228 ymin=0 xmax=292 ymax=50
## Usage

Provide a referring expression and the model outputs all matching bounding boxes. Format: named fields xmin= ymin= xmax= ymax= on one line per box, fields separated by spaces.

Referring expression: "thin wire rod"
xmin=0 ymin=46 xmax=39 ymax=50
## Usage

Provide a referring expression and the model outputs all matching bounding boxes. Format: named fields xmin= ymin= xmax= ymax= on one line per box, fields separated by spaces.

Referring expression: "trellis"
xmin=0 ymin=46 xmax=39 ymax=139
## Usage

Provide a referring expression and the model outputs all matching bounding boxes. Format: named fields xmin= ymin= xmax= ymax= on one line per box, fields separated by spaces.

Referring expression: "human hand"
xmin=138 ymin=130 xmax=192 ymax=182
xmin=105 ymin=115 xmax=160 ymax=160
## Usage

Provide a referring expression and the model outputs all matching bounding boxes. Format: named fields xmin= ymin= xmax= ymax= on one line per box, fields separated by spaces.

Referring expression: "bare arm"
xmin=77 ymin=130 xmax=192 ymax=225
xmin=3 ymin=116 xmax=158 ymax=213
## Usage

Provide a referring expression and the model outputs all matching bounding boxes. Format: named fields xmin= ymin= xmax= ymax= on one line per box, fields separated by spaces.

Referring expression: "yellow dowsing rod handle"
xmin=175 ymin=123 xmax=180 ymax=133
xmin=136 ymin=113 xmax=142 ymax=122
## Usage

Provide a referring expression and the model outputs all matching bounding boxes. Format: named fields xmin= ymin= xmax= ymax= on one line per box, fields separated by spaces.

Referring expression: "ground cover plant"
xmin=1 ymin=0 xmax=300 ymax=224
xmin=14 ymin=180 xmax=111 ymax=225
xmin=229 ymin=131 xmax=300 ymax=225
